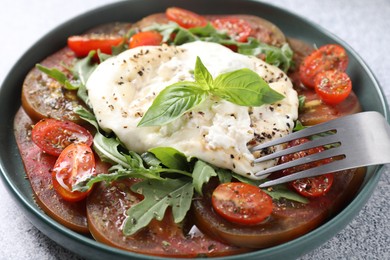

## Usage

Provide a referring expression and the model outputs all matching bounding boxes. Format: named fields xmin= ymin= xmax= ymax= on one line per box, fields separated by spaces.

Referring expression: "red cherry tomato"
xmin=291 ymin=173 xmax=334 ymax=198
xmin=129 ymin=31 xmax=163 ymax=49
xmin=67 ymin=35 xmax=124 ymax=57
xmin=52 ymin=143 xmax=96 ymax=202
xmin=31 ymin=118 xmax=93 ymax=156
xmin=314 ymin=70 xmax=352 ymax=105
xmin=275 ymin=138 xmax=334 ymax=198
xmin=299 ymin=44 xmax=349 ymax=88
xmin=211 ymin=17 xmax=252 ymax=42
xmin=211 ymin=182 xmax=273 ymax=225
xmin=166 ymin=7 xmax=207 ymax=29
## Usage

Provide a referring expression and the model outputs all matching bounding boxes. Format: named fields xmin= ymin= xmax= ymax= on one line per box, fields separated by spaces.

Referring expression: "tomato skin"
xmin=31 ymin=118 xmax=93 ymax=156
xmin=299 ymin=44 xmax=349 ymax=88
xmin=129 ymin=31 xmax=163 ymax=49
xmin=274 ymin=138 xmax=334 ymax=198
xmin=314 ymin=70 xmax=352 ymax=105
xmin=212 ymin=182 xmax=273 ymax=225
xmin=166 ymin=7 xmax=207 ymax=29
xmin=52 ymin=143 xmax=96 ymax=202
xmin=67 ymin=35 xmax=124 ymax=57
xmin=211 ymin=18 xmax=252 ymax=42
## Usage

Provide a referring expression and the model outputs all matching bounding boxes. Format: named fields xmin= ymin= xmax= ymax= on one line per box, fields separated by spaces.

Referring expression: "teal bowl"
xmin=0 ymin=0 xmax=388 ymax=259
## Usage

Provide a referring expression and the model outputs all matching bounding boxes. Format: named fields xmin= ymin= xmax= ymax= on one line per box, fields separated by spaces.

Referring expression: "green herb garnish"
xmin=137 ymin=56 xmax=284 ymax=127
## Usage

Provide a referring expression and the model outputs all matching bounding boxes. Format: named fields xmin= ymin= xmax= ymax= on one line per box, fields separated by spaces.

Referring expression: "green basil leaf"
xmin=124 ymin=178 xmax=193 ymax=235
xmin=194 ymin=56 xmax=213 ymax=90
xmin=213 ymin=68 xmax=284 ymax=106
xmin=138 ymin=82 xmax=207 ymax=127
xmin=192 ymin=160 xmax=217 ymax=195
xmin=148 ymin=147 xmax=189 ymax=170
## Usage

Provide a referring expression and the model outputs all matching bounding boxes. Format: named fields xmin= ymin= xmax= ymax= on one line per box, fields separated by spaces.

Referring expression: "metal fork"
xmin=251 ymin=111 xmax=390 ymax=188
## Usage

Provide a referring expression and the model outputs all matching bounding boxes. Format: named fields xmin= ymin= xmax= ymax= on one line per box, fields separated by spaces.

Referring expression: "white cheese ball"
xmin=86 ymin=41 xmax=298 ymax=179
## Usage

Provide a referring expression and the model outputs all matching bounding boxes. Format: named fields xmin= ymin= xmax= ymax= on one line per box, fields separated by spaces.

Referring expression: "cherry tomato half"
xmin=52 ymin=143 xmax=96 ymax=202
xmin=67 ymin=35 xmax=124 ymax=57
xmin=166 ymin=7 xmax=208 ymax=29
xmin=291 ymin=173 xmax=334 ymax=198
xmin=129 ymin=31 xmax=163 ymax=49
xmin=314 ymin=70 xmax=352 ymax=105
xmin=299 ymin=44 xmax=348 ymax=88
xmin=275 ymin=138 xmax=334 ymax=198
xmin=31 ymin=118 xmax=93 ymax=156
xmin=211 ymin=18 xmax=252 ymax=42
xmin=211 ymin=182 xmax=273 ymax=225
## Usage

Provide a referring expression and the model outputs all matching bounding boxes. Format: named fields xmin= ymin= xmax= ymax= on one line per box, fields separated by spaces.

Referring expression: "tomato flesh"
xmin=212 ymin=182 xmax=273 ymax=225
xmin=314 ymin=70 xmax=352 ymax=105
xmin=52 ymin=143 xmax=96 ymax=202
xmin=31 ymin=118 xmax=93 ymax=156
xmin=67 ymin=35 xmax=124 ymax=57
xmin=299 ymin=44 xmax=348 ymax=88
xmin=166 ymin=7 xmax=207 ymax=29
xmin=129 ymin=31 xmax=163 ymax=48
xmin=212 ymin=17 xmax=252 ymax=42
xmin=274 ymin=138 xmax=334 ymax=197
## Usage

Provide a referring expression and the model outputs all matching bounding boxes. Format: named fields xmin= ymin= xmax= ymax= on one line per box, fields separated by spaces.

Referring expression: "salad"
xmin=14 ymin=7 xmax=364 ymax=257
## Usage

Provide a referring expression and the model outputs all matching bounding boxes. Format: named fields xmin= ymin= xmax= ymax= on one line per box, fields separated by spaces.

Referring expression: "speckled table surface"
xmin=0 ymin=0 xmax=389 ymax=259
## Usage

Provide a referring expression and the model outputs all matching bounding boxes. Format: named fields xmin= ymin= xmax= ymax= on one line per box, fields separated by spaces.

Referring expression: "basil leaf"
xmin=194 ymin=56 xmax=213 ymax=90
xmin=192 ymin=160 xmax=217 ymax=195
xmin=124 ymin=178 xmax=193 ymax=235
xmin=138 ymin=82 xmax=207 ymax=127
xmin=213 ymin=68 xmax=284 ymax=106
xmin=148 ymin=147 xmax=189 ymax=170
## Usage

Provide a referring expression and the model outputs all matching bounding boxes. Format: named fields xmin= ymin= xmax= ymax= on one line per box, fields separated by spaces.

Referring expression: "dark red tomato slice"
xmin=129 ymin=31 xmax=163 ymax=49
xmin=291 ymin=173 xmax=334 ymax=198
xmin=52 ymin=143 xmax=96 ymax=202
xmin=31 ymin=118 xmax=93 ymax=156
xmin=67 ymin=35 xmax=124 ymax=57
xmin=299 ymin=44 xmax=349 ymax=88
xmin=274 ymin=138 xmax=334 ymax=198
xmin=212 ymin=182 xmax=273 ymax=225
xmin=166 ymin=7 xmax=207 ymax=29
xmin=314 ymin=70 xmax=352 ymax=105
xmin=211 ymin=17 xmax=253 ymax=42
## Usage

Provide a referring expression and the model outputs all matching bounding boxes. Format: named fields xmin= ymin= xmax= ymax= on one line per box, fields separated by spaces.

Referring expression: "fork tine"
xmin=250 ymin=120 xmax=338 ymax=152
xmin=254 ymin=133 xmax=339 ymax=163
xmin=255 ymin=146 xmax=344 ymax=177
xmin=259 ymin=159 xmax=348 ymax=188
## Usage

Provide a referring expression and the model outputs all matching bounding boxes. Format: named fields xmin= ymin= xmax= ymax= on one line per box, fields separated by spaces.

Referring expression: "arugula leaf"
xmin=93 ymin=131 xmax=129 ymax=167
xmin=263 ymin=184 xmax=309 ymax=204
xmin=192 ymin=160 xmax=217 ymax=195
xmin=36 ymin=64 xmax=81 ymax=90
xmin=123 ymin=178 xmax=193 ymax=235
xmin=149 ymin=147 xmax=189 ymax=170
xmin=137 ymin=81 xmax=207 ymax=127
xmin=72 ymin=51 xmax=97 ymax=107
xmin=141 ymin=152 xmax=162 ymax=167
xmin=215 ymin=168 xmax=233 ymax=183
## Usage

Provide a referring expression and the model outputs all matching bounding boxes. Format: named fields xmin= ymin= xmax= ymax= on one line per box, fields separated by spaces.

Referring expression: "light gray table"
xmin=0 ymin=0 xmax=389 ymax=259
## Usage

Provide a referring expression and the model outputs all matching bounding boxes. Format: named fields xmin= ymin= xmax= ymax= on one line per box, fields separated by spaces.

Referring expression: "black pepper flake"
xmin=230 ymin=154 xmax=235 ymax=159
xmin=138 ymin=71 xmax=143 ymax=76
xmin=118 ymin=81 xmax=124 ymax=85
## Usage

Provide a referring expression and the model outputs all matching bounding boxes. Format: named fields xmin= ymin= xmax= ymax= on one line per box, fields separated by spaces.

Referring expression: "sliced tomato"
xmin=166 ymin=7 xmax=207 ymax=29
xmin=211 ymin=182 xmax=273 ymax=225
xmin=274 ymin=138 xmax=334 ymax=198
xmin=129 ymin=31 xmax=163 ymax=49
xmin=299 ymin=44 xmax=349 ymax=88
xmin=67 ymin=35 xmax=124 ymax=57
xmin=211 ymin=17 xmax=252 ymax=42
xmin=291 ymin=173 xmax=334 ymax=198
xmin=52 ymin=143 xmax=96 ymax=202
xmin=31 ymin=118 xmax=93 ymax=156
xmin=314 ymin=70 xmax=352 ymax=105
